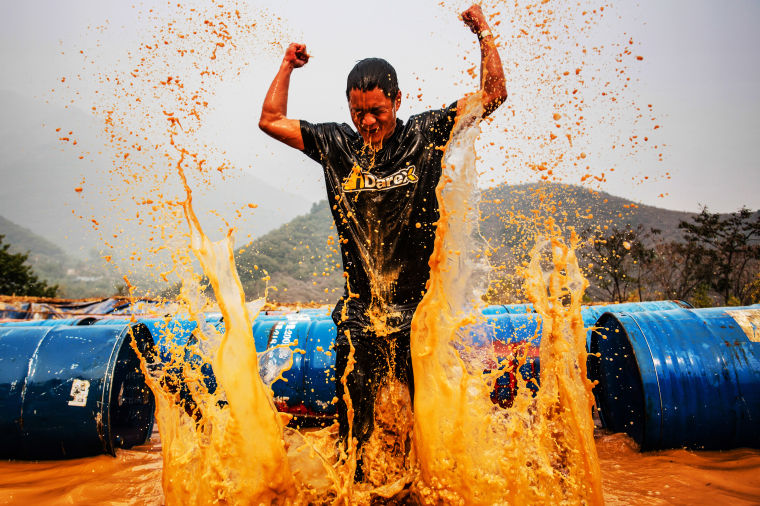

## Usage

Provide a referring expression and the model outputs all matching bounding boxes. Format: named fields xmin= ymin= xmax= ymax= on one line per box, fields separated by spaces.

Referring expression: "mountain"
xmin=0 ymin=90 xmax=312 ymax=259
xmin=5 ymin=180 xmax=750 ymax=302
xmin=0 ymin=213 xmax=125 ymax=298
xmin=0 ymin=215 xmax=66 ymax=259
xmin=235 ymin=182 xmax=710 ymax=303
xmin=478 ymin=182 xmax=697 ymax=254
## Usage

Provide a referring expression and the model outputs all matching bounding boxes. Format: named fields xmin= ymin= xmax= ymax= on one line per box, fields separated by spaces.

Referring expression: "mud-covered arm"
xmin=258 ymin=43 xmax=310 ymax=150
xmin=458 ymin=5 xmax=507 ymax=117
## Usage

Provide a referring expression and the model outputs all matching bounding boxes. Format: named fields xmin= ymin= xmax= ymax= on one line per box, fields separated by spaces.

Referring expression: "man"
xmin=259 ymin=4 xmax=506 ymax=478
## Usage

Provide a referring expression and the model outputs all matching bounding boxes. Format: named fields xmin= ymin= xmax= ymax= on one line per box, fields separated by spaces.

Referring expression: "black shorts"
xmin=332 ymin=299 xmax=416 ymax=450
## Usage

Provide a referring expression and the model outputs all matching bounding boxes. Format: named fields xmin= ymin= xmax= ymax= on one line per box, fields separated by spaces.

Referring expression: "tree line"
xmin=583 ymin=207 xmax=760 ymax=307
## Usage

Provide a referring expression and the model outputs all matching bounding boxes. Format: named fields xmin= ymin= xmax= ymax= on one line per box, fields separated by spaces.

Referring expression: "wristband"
xmin=477 ymin=29 xmax=492 ymax=40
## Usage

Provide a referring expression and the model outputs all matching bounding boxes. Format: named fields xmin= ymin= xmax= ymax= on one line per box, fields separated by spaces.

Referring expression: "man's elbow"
xmin=259 ymin=117 xmax=280 ymax=139
xmin=258 ymin=117 xmax=271 ymax=134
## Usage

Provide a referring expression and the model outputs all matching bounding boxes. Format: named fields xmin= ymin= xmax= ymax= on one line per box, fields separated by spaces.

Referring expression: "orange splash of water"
xmin=53 ymin=1 xmax=641 ymax=503
xmin=411 ymin=96 xmax=602 ymax=503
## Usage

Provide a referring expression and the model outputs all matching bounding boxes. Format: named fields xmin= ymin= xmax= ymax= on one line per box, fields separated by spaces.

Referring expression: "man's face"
xmin=348 ymin=87 xmax=401 ymax=149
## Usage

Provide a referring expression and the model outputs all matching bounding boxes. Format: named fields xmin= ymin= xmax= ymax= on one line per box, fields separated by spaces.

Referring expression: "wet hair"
xmin=345 ymin=58 xmax=399 ymax=100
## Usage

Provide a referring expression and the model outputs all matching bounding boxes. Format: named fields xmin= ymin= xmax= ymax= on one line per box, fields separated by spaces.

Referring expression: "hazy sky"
xmin=2 ymin=0 xmax=759 ymax=214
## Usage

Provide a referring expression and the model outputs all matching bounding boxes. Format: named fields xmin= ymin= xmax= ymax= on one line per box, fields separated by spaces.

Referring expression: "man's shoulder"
xmin=410 ymin=102 xmax=457 ymax=118
xmin=299 ymin=121 xmax=358 ymax=163
xmin=301 ymin=120 xmax=354 ymax=137
xmin=405 ymin=102 xmax=459 ymax=139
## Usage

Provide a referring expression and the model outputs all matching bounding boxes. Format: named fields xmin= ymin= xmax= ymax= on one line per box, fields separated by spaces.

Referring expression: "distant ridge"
xmin=0 ymin=214 xmax=67 ymax=259
xmin=0 ymin=213 xmax=120 ymax=298
xmin=234 ymin=181 xmax=711 ymax=303
xmin=480 ymin=182 xmax=698 ymax=245
xmin=6 ymin=180 xmax=751 ymax=302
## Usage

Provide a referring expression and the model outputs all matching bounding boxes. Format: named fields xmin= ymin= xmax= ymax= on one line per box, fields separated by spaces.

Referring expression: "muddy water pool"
xmin=1 ymin=427 xmax=758 ymax=505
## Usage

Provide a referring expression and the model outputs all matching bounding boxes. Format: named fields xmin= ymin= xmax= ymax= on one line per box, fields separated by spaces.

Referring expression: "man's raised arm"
xmin=459 ymin=5 xmax=507 ymax=117
xmin=258 ymin=43 xmax=310 ymax=150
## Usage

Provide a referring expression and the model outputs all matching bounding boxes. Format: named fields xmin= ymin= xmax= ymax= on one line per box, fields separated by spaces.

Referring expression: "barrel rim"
xmin=102 ymin=322 xmax=156 ymax=455
xmin=590 ymin=311 xmax=652 ymax=447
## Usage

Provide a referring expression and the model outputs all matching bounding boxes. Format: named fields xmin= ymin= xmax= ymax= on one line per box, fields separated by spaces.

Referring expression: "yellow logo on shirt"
xmin=342 ymin=165 xmax=418 ymax=193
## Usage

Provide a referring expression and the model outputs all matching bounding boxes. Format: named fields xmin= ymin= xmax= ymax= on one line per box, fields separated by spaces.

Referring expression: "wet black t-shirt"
xmin=300 ymin=103 xmax=457 ymax=309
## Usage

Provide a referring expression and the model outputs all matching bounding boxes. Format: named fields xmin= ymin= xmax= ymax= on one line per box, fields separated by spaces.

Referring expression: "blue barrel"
xmin=503 ymin=303 xmax=536 ymax=314
xmin=251 ymin=317 xmax=337 ymax=417
xmin=153 ymin=314 xmax=339 ymax=417
xmin=490 ymin=313 xmax=542 ymax=346
xmin=94 ymin=315 xmax=222 ymax=362
xmin=95 ymin=316 xmax=220 ymax=406
xmin=481 ymin=304 xmax=535 ymax=315
xmin=588 ymin=307 xmax=760 ymax=451
xmin=463 ymin=313 xmax=542 ymax=407
xmin=254 ymin=312 xmax=331 ymax=322
xmin=0 ymin=317 xmax=98 ymax=327
xmin=0 ymin=323 xmax=155 ymax=459
xmin=464 ymin=313 xmax=542 ymax=348
xmin=467 ymin=302 xmax=691 ymax=407
xmin=306 ymin=319 xmax=338 ymax=413
xmin=296 ymin=308 xmax=333 ymax=317
xmin=582 ymin=300 xmax=691 ymax=330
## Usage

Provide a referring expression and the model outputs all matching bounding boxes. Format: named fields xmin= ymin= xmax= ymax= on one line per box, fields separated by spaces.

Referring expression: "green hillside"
xmin=235 ymin=201 xmax=344 ymax=304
